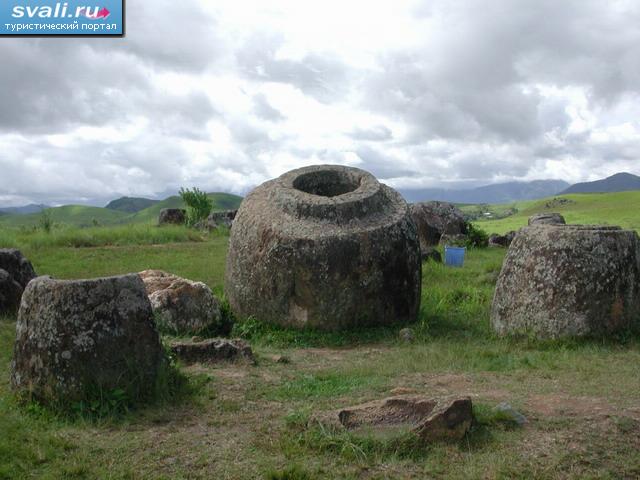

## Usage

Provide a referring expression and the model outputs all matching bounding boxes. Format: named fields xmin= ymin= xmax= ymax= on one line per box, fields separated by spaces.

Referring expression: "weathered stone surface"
xmin=528 ymin=212 xmax=566 ymax=226
xmin=409 ymin=202 xmax=467 ymax=249
xmin=158 ymin=208 xmax=186 ymax=225
xmin=316 ymin=395 xmax=473 ymax=443
xmin=225 ymin=165 xmax=421 ymax=331
xmin=491 ymin=225 xmax=640 ymax=338
xmin=206 ymin=209 xmax=237 ymax=230
xmin=488 ymin=231 xmax=516 ymax=248
xmin=0 ymin=248 xmax=37 ymax=289
xmin=139 ymin=270 xmax=222 ymax=334
xmin=170 ymin=338 xmax=254 ymax=364
xmin=11 ymin=274 xmax=164 ymax=404
xmin=0 ymin=269 xmax=23 ymax=314
xmin=421 ymin=247 xmax=442 ymax=263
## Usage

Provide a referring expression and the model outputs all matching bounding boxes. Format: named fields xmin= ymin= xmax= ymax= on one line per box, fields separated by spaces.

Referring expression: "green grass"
xmin=0 ymin=230 xmax=639 ymax=477
xmin=0 ymin=224 xmax=208 ymax=249
xmin=0 ymin=204 xmax=130 ymax=228
xmin=467 ymin=190 xmax=640 ymax=234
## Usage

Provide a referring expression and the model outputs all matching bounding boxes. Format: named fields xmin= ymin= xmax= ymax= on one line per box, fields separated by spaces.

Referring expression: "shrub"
xmin=179 ymin=187 xmax=213 ymax=227
xmin=465 ymin=222 xmax=489 ymax=248
xmin=39 ymin=210 xmax=53 ymax=233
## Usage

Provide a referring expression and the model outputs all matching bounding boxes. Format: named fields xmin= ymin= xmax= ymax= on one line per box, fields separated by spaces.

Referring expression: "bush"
xmin=465 ymin=222 xmax=489 ymax=248
xmin=179 ymin=187 xmax=213 ymax=227
xmin=39 ymin=210 xmax=53 ymax=233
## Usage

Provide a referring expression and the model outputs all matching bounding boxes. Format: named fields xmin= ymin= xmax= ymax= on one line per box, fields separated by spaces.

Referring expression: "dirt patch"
xmin=527 ymin=394 xmax=618 ymax=419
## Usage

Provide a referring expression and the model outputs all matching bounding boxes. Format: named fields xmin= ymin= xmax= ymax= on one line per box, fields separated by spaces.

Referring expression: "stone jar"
xmin=491 ymin=225 xmax=640 ymax=339
xmin=11 ymin=274 xmax=165 ymax=404
xmin=225 ymin=165 xmax=421 ymax=331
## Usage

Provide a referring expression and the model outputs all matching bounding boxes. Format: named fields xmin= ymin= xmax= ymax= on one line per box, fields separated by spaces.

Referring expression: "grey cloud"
xmin=252 ymin=94 xmax=285 ymax=121
xmin=354 ymin=146 xmax=417 ymax=179
xmin=349 ymin=125 xmax=393 ymax=141
xmin=2 ymin=0 xmax=640 ymax=206
xmin=236 ymin=35 xmax=350 ymax=103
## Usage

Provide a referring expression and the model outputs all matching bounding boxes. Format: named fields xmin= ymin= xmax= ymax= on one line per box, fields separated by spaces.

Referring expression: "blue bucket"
xmin=444 ymin=246 xmax=466 ymax=267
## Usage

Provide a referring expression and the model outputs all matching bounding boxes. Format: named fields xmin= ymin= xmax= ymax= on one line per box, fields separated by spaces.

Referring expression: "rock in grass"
xmin=488 ymin=232 xmax=517 ymax=248
xmin=399 ymin=327 xmax=415 ymax=342
xmin=528 ymin=212 xmax=566 ymax=226
xmin=0 ymin=248 xmax=37 ymax=289
xmin=0 ymin=269 xmax=24 ymax=314
xmin=409 ymin=202 xmax=467 ymax=249
xmin=11 ymin=274 xmax=165 ymax=404
xmin=139 ymin=270 xmax=222 ymax=335
xmin=493 ymin=402 xmax=527 ymax=426
xmin=206 ymin=209 xmax=237 ymax=230
xmin=225 ymin=164 xmax=421 ymax=331
xmin=158 ymin=208 xmax=186 ymax=225
xmin=491 ymin=224 xmax=640 ymax=338
xmin=0 ymin=249 xmax=37 ymax=314
xmin=170 ymin=338 xmax=254 ymax=364
xmin=315 ymin=395 xmax=473 ymax=443
xmin=421 ymin=247 xmax=442 ymax=263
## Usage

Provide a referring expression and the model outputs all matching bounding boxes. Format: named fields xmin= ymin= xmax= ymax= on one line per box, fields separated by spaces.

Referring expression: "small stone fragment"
xmin=493 ymin=402 xmax=527 ymax=426
xmin=316 ymin=395 xmax=473 ymax=443
xmin=170 ymin=338 xmax=254 ymax=364
xmin=399 ymin=328 xmax=415 ymax=342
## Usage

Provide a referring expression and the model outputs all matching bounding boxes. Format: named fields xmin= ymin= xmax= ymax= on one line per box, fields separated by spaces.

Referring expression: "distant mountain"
xmin=0 ymin=203 xmax=49 ymax=215
xmin=561 ymin=172 xmax=640 ymax=194
xmin=105 ymin=196 xmax=160 ymax=213
xmin=400 ymin=180 xmax=570 ymax=204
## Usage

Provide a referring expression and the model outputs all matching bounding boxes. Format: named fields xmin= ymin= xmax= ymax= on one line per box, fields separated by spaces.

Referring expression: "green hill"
xmin=105 ymin=197 xmax=159 ymax=213
xmin=0 ymin=193 xmax=243 ymax=228
xmin=468 ymin=191 xmax=640 ymax=234
xmin=0 ymin=205 xmax=130 ymax=228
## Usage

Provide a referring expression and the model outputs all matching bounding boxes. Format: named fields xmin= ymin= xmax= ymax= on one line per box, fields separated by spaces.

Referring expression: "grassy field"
xmin=466 ymin=190 xmax=640 ymax=234
xmin=1 ymin=227 xmax=639 ymax=479
xmin=0 ymin=192 xmax=243 ymax=228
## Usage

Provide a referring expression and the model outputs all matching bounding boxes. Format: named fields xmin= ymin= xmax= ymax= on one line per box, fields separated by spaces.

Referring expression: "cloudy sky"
xmin=1 ymin=0 xmax=640 ymax=206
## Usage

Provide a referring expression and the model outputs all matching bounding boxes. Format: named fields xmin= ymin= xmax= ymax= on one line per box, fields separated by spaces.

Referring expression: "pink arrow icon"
xmin=95 ymin=8 xmax=110 ymax=19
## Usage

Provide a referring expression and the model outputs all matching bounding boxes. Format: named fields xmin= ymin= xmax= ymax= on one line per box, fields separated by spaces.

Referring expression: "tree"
xmin=179 ymin=187 xmax=213 ymax=227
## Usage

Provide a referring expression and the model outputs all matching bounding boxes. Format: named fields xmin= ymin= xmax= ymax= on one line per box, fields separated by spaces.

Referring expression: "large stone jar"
xmin=225 ymin=165 xmax=421 ymax=331
xmin=491 ymin=225 xmax=640 ymax=339
xmin=11 ymin=274 xmax=165 ymax=404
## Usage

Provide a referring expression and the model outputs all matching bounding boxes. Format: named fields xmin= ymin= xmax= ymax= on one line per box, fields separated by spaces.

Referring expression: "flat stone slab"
xmin=169 ymin=339 xmax=254 ymax=364
xmin=314 ymin=395 xmax=473 ymax=443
